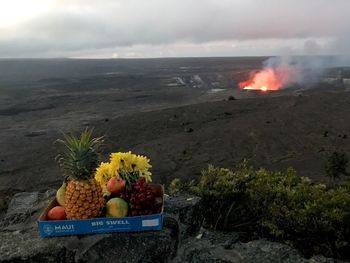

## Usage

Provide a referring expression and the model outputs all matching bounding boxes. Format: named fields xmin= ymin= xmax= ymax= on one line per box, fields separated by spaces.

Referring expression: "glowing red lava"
xmin=239 ymin=68 xmax=287 ymax=92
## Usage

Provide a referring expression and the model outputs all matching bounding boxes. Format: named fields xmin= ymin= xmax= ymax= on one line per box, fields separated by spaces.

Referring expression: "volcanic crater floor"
xmin=1 ymin=91 xmax=350 ymax=198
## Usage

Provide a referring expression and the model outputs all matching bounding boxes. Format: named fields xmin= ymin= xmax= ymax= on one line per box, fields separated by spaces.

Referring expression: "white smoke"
xmin=262 ymin=55 xmax=350 ymax=88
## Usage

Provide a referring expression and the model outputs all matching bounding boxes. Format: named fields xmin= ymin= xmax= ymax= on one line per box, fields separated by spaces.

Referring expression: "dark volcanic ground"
xmin=1 ymin=91 xmax=350 ymax=196
xmin=0 ymin=57 xmax=266 ymax=195
xmin=84 ymin=91 xmax=350 ymax=185
xmin=1 ymin=57 xmax=350 ymax=200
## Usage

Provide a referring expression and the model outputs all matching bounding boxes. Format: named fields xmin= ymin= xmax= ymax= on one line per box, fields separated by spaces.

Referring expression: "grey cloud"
xmin=1 ymin=0 xmax=350 ymax=57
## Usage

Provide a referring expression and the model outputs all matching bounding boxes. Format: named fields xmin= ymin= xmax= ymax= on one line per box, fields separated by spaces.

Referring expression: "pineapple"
xmin=55 ymin=129 xmax=105 ymax=220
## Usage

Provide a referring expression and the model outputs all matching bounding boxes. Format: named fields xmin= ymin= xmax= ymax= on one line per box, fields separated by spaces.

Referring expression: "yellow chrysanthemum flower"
xmin=110 ymin=151 xmax=135 ymax=172
xmin=95 ymin=162 xmax=110 ymax=184
xmin=142 ymin=171 xmax=152 ymax=182
xmin=96 ymin=151 xmax=153 ymax=190
xmin=108 ymin=158 xmax=121 ymax=177
xmin=94 ymin=162 xmax=112 ymax=196
xmin=133 ymin=155 xmax=152 ymax=181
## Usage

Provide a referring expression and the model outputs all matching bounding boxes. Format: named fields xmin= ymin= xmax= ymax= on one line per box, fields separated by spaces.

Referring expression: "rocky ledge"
xmin=0 ymin=191 xmax=344 ymax=263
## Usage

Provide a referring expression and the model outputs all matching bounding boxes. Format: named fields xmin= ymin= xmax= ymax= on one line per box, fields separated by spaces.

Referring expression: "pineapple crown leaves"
xmin=55 ymin=128 xmax=104 ymax=181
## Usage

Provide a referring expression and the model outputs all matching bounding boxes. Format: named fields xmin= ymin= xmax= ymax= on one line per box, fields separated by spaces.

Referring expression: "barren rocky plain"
xmin=1 ymin=57 xmax=350 ymax=213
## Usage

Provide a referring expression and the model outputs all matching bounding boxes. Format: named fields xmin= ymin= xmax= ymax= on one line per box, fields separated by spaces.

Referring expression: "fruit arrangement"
xmin=120 ymin=177 xmax=163 ymax=216
xmin=46 ymin=129 xmax=163 ymax=221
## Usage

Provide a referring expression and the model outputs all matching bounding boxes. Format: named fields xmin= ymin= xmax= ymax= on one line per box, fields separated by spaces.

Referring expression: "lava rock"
xmin=0 ymin=191 xmax=179 ymax=263
xmin=0 ymin=229 xmax=74 ymax=263
xmin=77 ymin=229 xmax=177 ymax=263
xmin=172 ymin=230 xmax=241 ymax=263
xmin=6 ymin=192 xmax=39 ymax=215
xmin=184 ymin=127 xmax=194 ymax=133
xmin=24 ymin=130 xmax=47 ymax=137
xmin=164 ymin=192 xmax=203 ymax=239
xmin=233 ymin=239 xmax=305 ymax=263
xmin=0 ymin=191 xmax=345 ymax=263
xmin=173 ymin=231 xmax=339 ymax=263
xmin=2 ymin=192 xmax=39 ymax=226
xmin=1 ymin=190 xmax=56 ymax=229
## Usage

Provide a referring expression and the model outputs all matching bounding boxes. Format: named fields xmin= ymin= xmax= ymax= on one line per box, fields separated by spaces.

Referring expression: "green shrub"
xmin=325 ymin=151 xmax=349 ymax=182
xmin=170 ymin=161 xmax=350 ymax=259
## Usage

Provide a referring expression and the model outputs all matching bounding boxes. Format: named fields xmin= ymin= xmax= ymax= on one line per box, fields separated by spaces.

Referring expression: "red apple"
xmin=107 ymin=176 xmax=126 ymax=194
xmin=47 ymin=206 xmax=66 ymax=220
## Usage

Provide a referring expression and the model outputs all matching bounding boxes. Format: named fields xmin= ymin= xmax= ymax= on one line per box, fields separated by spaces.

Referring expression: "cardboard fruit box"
xmin=38 ymin=184 xmax=164 ymax=237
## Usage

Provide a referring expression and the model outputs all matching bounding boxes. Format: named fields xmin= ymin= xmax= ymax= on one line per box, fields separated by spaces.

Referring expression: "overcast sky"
xmin=0 ymin=0 xmax=349 ymax=58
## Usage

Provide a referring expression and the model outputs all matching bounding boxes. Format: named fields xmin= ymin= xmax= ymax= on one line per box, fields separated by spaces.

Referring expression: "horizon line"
xmin=0 ymin=54 xmax=339 ymax=60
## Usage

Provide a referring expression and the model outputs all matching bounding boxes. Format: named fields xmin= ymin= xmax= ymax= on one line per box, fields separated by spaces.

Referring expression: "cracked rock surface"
xmin=0 ymin=191 xmax=345 ymax=263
